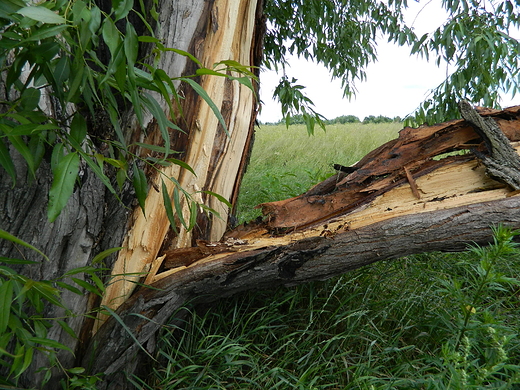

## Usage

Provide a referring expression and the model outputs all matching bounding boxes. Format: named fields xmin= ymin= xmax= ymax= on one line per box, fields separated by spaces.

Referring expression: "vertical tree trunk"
xmin=0 ymin=0 xmax=263 ymax=388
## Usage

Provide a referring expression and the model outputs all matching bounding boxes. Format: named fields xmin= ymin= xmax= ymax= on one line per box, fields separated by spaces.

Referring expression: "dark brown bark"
xmin=459 ymin=100 xmax=520 ymax=189
xmin=85 ymin=196 xmax=520 ymax=387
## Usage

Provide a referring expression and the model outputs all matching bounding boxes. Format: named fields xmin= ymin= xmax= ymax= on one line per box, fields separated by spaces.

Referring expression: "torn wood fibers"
xmin=95 ymin=0 xmax=260 ymax=328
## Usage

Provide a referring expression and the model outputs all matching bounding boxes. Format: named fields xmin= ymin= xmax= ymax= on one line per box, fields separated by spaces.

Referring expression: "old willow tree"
xmin=1 ymin=0 xmax=519 ymax=388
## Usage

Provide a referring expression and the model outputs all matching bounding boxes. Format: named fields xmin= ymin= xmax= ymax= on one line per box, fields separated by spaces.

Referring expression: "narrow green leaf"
xmin=92 ymin=247 xmax=122 ymax=264
xmin=141 ymin=92 xmax=171 ymax=155
xmin=233 ymin=75 xmax=256 ymax=95
xmin=71 ymin=277 xmax=102 ymax=297
xmin=62 ymin=265 xmax=99 ymax=277
xmin=48 ymin=152 xmax=80 ymax=222
xmin=181 ymin=77 xmax=229 ymax=136
xmin=166 ymin=158 xmax=196 ymax=176
xmin=161 ymin=180 xmax=177 ymax=233
xmin=124 ymin=22 xmax=138 ymax=66
xmin=196 ymin=68 xmax=227 ymax=78
xmin=173 ymin=187 xmax=187 ymax=230
xmin=69 ymin=113 xmax=87 ymax=147
xmin=57 ymin=320 xmax=77 ymax=339
xmin=0 ymin=257 xmax=38 ymax=265
xmin=0 ymin=139 xmax=16 ymax=185
xmin=78 ymin=149 xmax=118 ymax=196
xmin=0 ymin=280 xmax=13 ymax=334
xmin=32 ymin=281 xmax=63 ymax=308
xmin=20 ymin=87 xmax=41 ymax=111
xmin=203 ymin=190 xmax=232 ymax=208
xmin=112 ymin=0 xmax=133 ymax=21
xmin=132 ymin=163 xmax=148 ymax=216
xmin=7 ymin=135 xmax=35 ymax=178
xmin=10 ymin=344 xmax=24 ymax=376
xmin=0 ymin=229 xmax=49 ymax=261
xmin=138 ymin=36 xmax=160 ymax=43
xmin=102 ymin=306 xmax=156 ymax=361
xmin=17 ymin=346 xmax=33 ymax=378
xmin=17 ymin=6 xmax=66 ymax=24
xmin=29 ymin=337 xmax=72 ymax=353
xmin=188 ymin=200 xmax=197 ymax=231
xmin=66 ymin=58 xmax=85 ymax=102
xmin=2 ymin=123 xmax=59 ymax=137
xmin=164 ymin=48 xmax=202 ymax=66
xmin=134 ymin=142 xmax=176 ymax=155
xmin=90 ymin=273 xmax=105 ymax=294
xmin=55 ymin=281 xmax=82 ymax=295
xmin=101 ymin=18 xmax=120 ymax=56
xmin=25 ymin=24 xmax=68 ymax=41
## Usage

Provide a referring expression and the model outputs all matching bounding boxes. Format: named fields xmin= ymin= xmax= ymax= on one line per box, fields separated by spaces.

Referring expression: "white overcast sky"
xmin=258 ymin=1 xmax=519 ymax=123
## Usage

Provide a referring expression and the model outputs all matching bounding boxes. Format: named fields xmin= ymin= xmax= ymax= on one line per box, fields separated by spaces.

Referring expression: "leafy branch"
xmin=0 ymin=0 xmax=257 ymax=227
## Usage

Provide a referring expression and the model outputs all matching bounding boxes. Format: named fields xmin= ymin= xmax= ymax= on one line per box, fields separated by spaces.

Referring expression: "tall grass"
xmin=144 ymin=124 xmax=520 ymax=390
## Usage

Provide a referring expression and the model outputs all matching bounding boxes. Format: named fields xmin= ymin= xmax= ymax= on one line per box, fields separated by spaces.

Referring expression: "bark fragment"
xmin=459 ymin=100 xmax=520 ymax=190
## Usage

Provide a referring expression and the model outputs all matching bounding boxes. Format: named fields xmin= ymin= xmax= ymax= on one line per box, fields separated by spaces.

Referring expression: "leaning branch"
xmin=85 ymin=104 xmax=520 ymax=389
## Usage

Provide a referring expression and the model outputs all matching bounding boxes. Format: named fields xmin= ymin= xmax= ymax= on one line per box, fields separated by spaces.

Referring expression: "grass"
xmin=144 ymin=123 xmax=520 ymax=390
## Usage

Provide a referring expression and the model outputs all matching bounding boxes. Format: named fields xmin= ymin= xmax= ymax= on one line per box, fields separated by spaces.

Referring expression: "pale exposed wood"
xmin=85 ymin=195 xmax=520 ymax=386
xmin=96 ymin=0 xmax=259 ymax=329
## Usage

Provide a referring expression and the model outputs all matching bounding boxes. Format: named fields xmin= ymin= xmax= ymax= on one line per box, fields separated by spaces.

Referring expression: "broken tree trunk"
xmin=84 ymin=104 xmax=520 ymax=387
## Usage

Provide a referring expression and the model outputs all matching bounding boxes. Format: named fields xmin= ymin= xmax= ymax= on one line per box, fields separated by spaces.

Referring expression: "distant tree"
xmin=332 ymin=115 xmax=361 ymax=124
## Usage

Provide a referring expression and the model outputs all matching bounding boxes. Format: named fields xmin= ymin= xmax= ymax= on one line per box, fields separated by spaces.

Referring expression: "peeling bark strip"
xmin=85 ymin=104 xmax=520 ymax=388
xmin=459 ymin=100 xmax=520 ymax=190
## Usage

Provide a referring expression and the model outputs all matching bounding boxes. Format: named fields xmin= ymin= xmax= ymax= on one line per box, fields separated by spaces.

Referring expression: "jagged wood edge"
xmin=459 ymin=100 xmax=520 ymax=190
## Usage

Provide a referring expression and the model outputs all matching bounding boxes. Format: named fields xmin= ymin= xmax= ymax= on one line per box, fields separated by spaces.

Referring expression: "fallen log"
xmin=84 ymin=103 xmax=520 ymax=387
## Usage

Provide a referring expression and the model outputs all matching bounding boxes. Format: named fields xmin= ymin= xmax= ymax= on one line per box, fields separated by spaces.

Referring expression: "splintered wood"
xmin=88 ymin=104 xmax=520 ymax=382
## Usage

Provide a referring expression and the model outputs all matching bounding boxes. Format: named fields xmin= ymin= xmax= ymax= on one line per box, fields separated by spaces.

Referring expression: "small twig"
xmin=458 ymin=100 xmax=520 ymax=190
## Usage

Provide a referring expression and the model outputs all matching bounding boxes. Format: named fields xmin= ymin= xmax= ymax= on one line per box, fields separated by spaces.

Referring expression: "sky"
xmin=258 ymin=1 xmax=519 ymax=123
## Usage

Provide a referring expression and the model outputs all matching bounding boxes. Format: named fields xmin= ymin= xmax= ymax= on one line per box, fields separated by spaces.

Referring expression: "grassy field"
xmin=145 ymin=123 xmax=520 ymax=390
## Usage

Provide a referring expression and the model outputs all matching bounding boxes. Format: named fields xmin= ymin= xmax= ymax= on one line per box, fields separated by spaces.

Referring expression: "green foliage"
xmin=0 ymin=0 xmax=255 ymax=224
xmin=273 ymin=76 xmax=326 ymax=135
xmin=362 ymin=114 xmax=394 ymax=124
xmin=263 ymin=0 xmax=520 ymax=128
xmin=408 ymin=2 xmax=520 ymax=125
xmin=148 ymin=226 xmax=520 ymax=389
xmin=329 ymin=114 xmax=361 ymax=124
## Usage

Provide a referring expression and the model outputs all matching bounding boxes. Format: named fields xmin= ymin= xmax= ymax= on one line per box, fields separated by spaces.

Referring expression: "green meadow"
xmin=145 ymin=123 xmax=520 ymax=390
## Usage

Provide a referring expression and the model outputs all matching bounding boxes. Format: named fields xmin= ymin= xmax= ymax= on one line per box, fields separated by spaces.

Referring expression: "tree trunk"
xmin=1 ymin=0 xmax=262 ymax=388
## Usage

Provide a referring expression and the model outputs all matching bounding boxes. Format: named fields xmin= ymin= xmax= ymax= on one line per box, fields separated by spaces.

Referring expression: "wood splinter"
xmin=404 ymin=166 xmax=421 ymax=199
xmin=459 ymin=100 xmax=520 ymax=190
